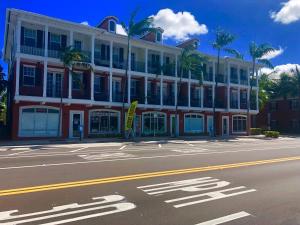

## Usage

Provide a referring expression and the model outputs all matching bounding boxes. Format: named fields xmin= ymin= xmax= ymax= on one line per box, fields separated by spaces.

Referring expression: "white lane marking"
xmin=158 ymin=144 xmax=162 ymax=148
xmin=172 ymin=149 xmax=208 ymax=153
xmin=139 ymin=177 xmax=256 ymax=208
xmin=10 ymin=147 xmax=30 ymax=151
xmin=0 ymin=195 xmax=135 ymax=225
xmin=8 ymin=150 xmax=35 ymax=156
xmin=0 ymin=145 xmax=298 ymax=170
xmin=119 ymin=145 xmax=127 ymax=150
xmin=70 ymin=147 xmax=88 ymax=153
xmin=195 ymin=211 xmax=251 ymax=225
xmin=79 ymin=153 xmax=134 ymax=161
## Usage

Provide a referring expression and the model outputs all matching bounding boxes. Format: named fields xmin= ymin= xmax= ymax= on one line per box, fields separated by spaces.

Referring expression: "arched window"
xmin=108 ymin=20 xmax=116 ymax=33
xmin=19 ymin=106 xmax=60 ymax=137
xmin=232 ymin=115 xmax=247 ymax=133
xmin=89 ymin=110 xmax=120 ymax=134
xmin=184 ymin=114 xmax=204 ymax=133
xmin=142 ymin=112 xmax=166 ymax=135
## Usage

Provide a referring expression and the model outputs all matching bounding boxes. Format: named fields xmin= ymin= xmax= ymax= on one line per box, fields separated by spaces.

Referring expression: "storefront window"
xmin=89 ymin=111 xmax=119 ymax=134
xmin=143 ymin=112 xmax=166 ymax=135
xmin=232 ymin=115 xmax=247 ymax=133
xmin=184 ymin=114 xmax=204 ymax=133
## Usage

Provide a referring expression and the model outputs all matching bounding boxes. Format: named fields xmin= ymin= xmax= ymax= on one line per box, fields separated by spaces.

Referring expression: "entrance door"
xmin=70 ymin=111 xmax=84 ymax=138
xmin=207 ymin=116 xmax=214 ymax=136
xmin=133 ymin=115 xmax=141 ymax=137
xmin=222 ymin=116 xmax=229 ymax=136
xmin=170 ymin=115 xmax=178 ymax=137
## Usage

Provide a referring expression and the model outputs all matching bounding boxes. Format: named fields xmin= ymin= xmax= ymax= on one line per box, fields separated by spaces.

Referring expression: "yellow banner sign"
xmin=125 ymin=101 xmax=138 ymax=131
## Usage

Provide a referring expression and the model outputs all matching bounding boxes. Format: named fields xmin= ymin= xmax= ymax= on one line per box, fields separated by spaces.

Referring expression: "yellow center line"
xmin=1 ymin=155 xmax=300 ymax=197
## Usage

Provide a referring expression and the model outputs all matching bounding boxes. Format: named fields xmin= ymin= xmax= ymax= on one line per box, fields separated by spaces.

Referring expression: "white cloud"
xmin=151 ymin=8 xmax=208 ymax=41
xmin=260 ymin=47 xmax=284 ymax=60
xmin=80 ymin=21 xmax=89 ymax=26
xmin=270 ymin=0 xmax=300 ymax=24
xmin=260 ymin=63 xmax=300 ymax=79
xmin=116 ymin=24 xmax=127 ymax=36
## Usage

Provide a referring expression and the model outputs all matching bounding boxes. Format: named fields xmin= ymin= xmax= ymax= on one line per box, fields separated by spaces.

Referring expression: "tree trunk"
xmin=174 ymin=67 xmax=183 ymax=137
xmin=247 ymin=59 xmax=256 ymax=136
xmin=57 ymin=68 xmax=65 ymax=138
xmin=121 ymin=37 xmax=131 ymax=139
xmin=213 ymin=49 xmax=220 ymax=137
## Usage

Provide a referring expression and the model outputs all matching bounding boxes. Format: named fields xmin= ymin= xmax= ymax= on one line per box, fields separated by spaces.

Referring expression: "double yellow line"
xmin=1 ymin=155 xmax=300 ymax=197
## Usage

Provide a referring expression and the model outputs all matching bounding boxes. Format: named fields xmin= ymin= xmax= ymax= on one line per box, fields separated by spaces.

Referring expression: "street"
xmin=0 ymin=137 xmax=300 ymax=224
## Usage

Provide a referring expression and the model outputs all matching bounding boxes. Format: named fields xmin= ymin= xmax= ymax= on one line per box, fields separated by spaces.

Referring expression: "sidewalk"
xmin=0 ymin=135 xmax=280 ymax=147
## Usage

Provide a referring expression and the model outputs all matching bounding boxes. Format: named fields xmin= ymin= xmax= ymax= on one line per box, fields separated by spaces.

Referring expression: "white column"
xmin=175 ymin=80 xmax=178 ymax=107
xmin=238 ymin=65 xmax=241 ymax=85
xmin=256 ymin=89 xmax=259 ymax=111
xmin=145 ymin=48 xmax=148 ymax=73
xmin=91 ymin=34 xmax=95 ymax=64
xmin=68 ymin=69 xmax=72 ymax=99
xmin=145 ymin=77 xmax=148 ymax=104
xmin=201 ymin=86 xmax=204 ymax=108
xmin=43 ymin=60 xmax=47 ymax=97
xmin=247 ymin=67 xmax=251 ymax=109
xmin=175 ymin=55 xmax=178 ymax=77
xmin=44 ymin=25 xmax=49 ymax=57
xmin=188 ymin=70 xmax=191 ymax=108
xmin=212 ymin=61 xmax=216 ymax=109
xmin=127 ymin=44 xmax=131 ymax=104
xmin=69 ymin=31 xmax=73 ymax=46
xmin=238 ymin=87 xmax=241 ymax=109
xmin=109 ymin=41 xmax=113 ymax=102
xmin=91 ymin=70 xmax=94 ymax=101
xmin=15 ymin=57 xmax=20 ymax=96
xmin=160 ymin=51 xmax=163 ymax=76
xmin=16 ymin=20 xmax=21 ymax=53
xmin=160 ymin=77 xmax=163 ymax=106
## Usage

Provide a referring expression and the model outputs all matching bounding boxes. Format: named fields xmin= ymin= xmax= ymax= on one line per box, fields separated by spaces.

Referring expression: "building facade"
xmin=257 ymin=98 xmax=300 ymax=134
xmin=3 ymin=9 xmax=259 ymax=140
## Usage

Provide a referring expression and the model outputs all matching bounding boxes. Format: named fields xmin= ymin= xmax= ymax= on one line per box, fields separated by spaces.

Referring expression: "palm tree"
xmin=248 ymin=42 xmax=275 ymax=134
xmin=0 ymin=65 xmax=7 ymax=95
xmin=120 ymin=9 xmax=154 ymax=138
xmin=59 ymin=46 xmax=90 ymax=137
xmin=0 ymin=65 xmax=7 ymax=125
xmin=212 ymin=28 xmax=239 ymax=136
xmin=175 ymin=46 xmax=207 ymax=136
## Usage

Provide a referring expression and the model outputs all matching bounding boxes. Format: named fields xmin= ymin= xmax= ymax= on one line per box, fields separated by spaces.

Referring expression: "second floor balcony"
xmin=147 ymin=94 xmax=160 ymax=105
xmin=191 ymin=98 xmax=201 ymax=107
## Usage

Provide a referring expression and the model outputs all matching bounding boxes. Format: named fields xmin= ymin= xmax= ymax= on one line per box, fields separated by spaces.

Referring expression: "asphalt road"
xmin=0 ymin=137 xmax=300 ymax=225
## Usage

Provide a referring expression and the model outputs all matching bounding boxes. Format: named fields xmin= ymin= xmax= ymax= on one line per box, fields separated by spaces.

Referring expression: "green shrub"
xmin=264 ymin=131 xmax=280 ymax=138
xmin=250 ymin=128 xmax=262 ymax=135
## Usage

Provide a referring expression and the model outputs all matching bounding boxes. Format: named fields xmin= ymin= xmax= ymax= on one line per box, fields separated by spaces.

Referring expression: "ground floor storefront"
xmin=11 ymin=102 xmax=251 ymax=140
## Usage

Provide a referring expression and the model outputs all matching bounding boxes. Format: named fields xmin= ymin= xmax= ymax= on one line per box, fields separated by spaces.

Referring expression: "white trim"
xmin=69 ymin=110 xmax=84 ymax=138
xmin=108 ymin=19 xmax=116 ymax=33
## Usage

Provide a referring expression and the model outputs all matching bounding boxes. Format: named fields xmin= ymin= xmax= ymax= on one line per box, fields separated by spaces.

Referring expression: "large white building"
xmin=2 ymin=9 xmax=259 ymax=139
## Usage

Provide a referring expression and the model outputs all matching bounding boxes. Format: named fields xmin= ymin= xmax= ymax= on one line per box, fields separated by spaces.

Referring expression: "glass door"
xmin=70 ymin=111 xmax=83 ymax=138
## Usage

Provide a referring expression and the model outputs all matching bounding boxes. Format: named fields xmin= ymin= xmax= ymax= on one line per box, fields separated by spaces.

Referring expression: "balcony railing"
xmin=230 ymin=76 xmax=238 ymax=84
xmin=216 ymin=74 xmax=226 ymax=83
xmin=48 ymin=49 xmax=63 ymax=59
xmin=147 ymin=95 xmax=160 ymax=105
xmin=113 ymin=55 xmax=126 ymax=69
xmin=240 ymin=79 xmax=248 ymax=85
xmin=250 ymin=78 xmax=257 ymax=87
xmin=163 ymin=64 xmax=175 ymax=76
xmin=94 ymin=58 xmax=110 ymax=67
xmin=191 ymin=98 xmax=201 ymax=107
xmin=81 ymin=50 xmax=91 ymax=63
xmin=148 ymin=63 xmax=161 ymax=75
xmin=216 ymin=100 xmax=226 ymax=109
xmin=21 ymin=45 xmax=45 ymax=57
xmin=204 ymin=100 xmax=213 ymax=108
xmin=94 ymin=92 xmax=109 ymax=101
xmin=240 ymin=102 xmax=248 ymax=109
xmin=131 ymin=61 xmax=145 ymax=73
xmin=204 ymin=73 xmax=213 ymax=82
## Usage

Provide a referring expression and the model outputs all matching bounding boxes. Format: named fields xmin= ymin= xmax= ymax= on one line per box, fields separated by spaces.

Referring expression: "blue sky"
xmin=1 ymin=0 xmax=299 ymax=76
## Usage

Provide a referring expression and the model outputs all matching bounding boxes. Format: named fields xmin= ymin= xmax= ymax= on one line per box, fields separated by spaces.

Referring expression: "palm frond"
xmin=224 ymin=48 xmax=244 ymax=59
xmin=257 ymin=59 xmax=274 ymax=69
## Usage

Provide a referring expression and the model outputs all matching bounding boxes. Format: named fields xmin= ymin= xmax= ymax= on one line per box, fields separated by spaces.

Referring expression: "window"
xmin=89 ymin=110 xmax=119 ymax=134
xmin=94 ymin=75 xmax=104 ymax=94
xmin=232 ymin=116 xmax=247 ymax=133
xmin=24 ymin=28 xmax=37 ymax=47
xmin=290 ymin=119 xmax=300 ymax=130
xmin=270 ymin=101 xmax=277 ymax=112
xmin=290 ymin=100 xmax=300 ymax=111
xmin=184 ymin=114 xmax=204 ymax=133
xmin=74 ymin=40 xmax=82 ymax=51
xmin=49 ymin=33 xmax=61 ymax=50
xmin=23 ymin=66 xmax=36 ymax=86
xmin=156 ymin=31 xmax=162 ymax=42
xmin=131 ymin=79 xmax=138 ymax=96
xmin=231 ymin=90 xmax=238 ymax=108
xmin=19 ymin=107 xmax=60 ymax=137
xmin=143 ymin=112 xmax=166 ymax=135
xmin=72 ymin=72 xmax=83 ymax=90
xmin=47 ymin=72 xmax=62 ymax=97
xmin=109 ymin=20 xmax=116 ymax=33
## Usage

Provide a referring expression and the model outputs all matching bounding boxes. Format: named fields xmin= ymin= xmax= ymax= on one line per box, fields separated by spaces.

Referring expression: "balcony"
xmin=94 ymin=92 xmax=109 ymax=101
xmin=148 ymin=63 xmax=161 ymax=75
xmin=204 ymin=72 xmax=213 ymax=82
xmin=204 ymin=99 xmax=213 ymax=108
xmin=131 ymin=95 xmax=145 ymax=104
xmin=216 ymin=74 xmax=226 ymax=83
xmin=21 ymin=45 xmax=45 ymax=57
xmin=163 ymin=96 xmax=175 ymax=106
xmin=147 ymin=95 xmax=160 ymax=105
xmin=81 ymin=50 xmax=91 ymax=63
xmin=191 ymin=98 xmax=201 ymax=107
xmin=113 ymin=55 xmax=126 ymax=69
xmin=230 ymin=100 xmax=238 ymax=109
xmin=94 ymin=58 xmax=110 ymax=67
xmin=240 ymin=79 xmax=248 ymax=85
xmin=240 ymin=101 xmax=248 ymax=109
xmin=230 ymin=76 xmax=238 ymax=84
xmin=131 ymin=61 xmax=145 ymax=73
xmin=163 ymin=64 xmax=175 ymax=76
xmin=178 ymin=97 xmax=188 ymax=107
xmin=250 ymin=78 xmax=257 ymax=87
xmin=48 ymin=49 xmax=63 ymax=59
xmin=112 ymin=92 xmax=123 ymax=102
xmin=216 ymin=100 xmax=226 ymax=109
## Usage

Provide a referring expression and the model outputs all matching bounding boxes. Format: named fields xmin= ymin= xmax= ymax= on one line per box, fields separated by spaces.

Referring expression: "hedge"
xmin=264 ymin=131 xmax=280 ymax=138
xmin=250 ymin=128 xmax=262 ymax=135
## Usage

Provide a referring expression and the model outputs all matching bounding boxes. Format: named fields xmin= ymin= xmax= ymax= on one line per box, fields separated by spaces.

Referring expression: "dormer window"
xmin=156 ymin=31 xmax=162 ymax=43
xmin=109 ymin=20 xmax=116 ymax=33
